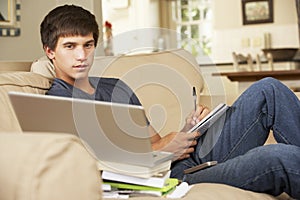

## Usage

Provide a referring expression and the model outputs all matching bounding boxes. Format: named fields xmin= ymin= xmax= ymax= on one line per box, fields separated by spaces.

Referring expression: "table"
xmin=212 ymin=69 xmax=300 ymax=92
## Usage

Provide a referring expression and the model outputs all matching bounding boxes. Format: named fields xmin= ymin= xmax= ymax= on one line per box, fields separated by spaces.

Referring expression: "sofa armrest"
xmin=0 ymin=132 xmax=102 ymax=200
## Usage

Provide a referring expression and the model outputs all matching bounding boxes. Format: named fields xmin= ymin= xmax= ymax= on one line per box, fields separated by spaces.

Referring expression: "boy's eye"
xmin=85 ymin=42 xmax=94 ymax=49
xmin=64 ymin=44 xmax=74 ymax=49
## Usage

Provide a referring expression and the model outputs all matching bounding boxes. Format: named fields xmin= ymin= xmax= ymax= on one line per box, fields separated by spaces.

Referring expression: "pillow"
xmin=31 ymin=56 xmax=56 ymax=79
xmin=0 ymin=72 xmax=52 ymax=132
xmin=0 ymin=71 xmax=52 ymax=89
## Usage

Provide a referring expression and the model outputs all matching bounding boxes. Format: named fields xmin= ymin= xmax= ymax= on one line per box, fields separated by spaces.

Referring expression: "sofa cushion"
xmin=0 ymin=132 xmax=102 ymax=200
xmin=103 ymin=183 xmax=278 ymax=200
xmin=0 ymin=132 xmax=284 ymax=200
xmin=0 ymin=72 xmax=52 ymax=132
xmin=30 ymin=56 xmax=56 ymax=79
xmin=91 ymin=49 xmax=205 ymax=136
xmin=0 ymin=71 xmax=52 ymax=89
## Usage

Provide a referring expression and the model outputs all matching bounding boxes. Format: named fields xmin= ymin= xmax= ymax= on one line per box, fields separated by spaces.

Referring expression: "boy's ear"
xmin=45 ymin=46 xmax=55 ymax=59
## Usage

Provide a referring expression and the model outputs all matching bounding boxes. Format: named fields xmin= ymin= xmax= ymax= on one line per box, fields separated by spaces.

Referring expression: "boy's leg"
xmin=197 ymin=77 xmax=300 ymax=163
xmin=171 ymin=78 xmax=300 ymax=179
xmin=184 ymin=144 xmax=300 ymax=199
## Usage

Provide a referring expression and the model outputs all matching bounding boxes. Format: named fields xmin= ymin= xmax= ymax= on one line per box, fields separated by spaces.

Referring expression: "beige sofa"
xmin=0 ymin=49 xmax=289 ymax=199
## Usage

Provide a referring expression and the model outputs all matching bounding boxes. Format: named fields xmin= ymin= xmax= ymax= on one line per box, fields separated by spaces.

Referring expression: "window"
xmin=172 ymin=0 xmax=213 ymax=59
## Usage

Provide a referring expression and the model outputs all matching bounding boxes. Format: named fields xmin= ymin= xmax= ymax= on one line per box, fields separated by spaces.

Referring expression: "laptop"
xmin=8 ymin=91 xmax=173 ymax=168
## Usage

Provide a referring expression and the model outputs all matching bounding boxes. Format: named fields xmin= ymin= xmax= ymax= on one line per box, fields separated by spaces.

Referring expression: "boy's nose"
xmin=75 ymin=47 xmax=87 ymax=60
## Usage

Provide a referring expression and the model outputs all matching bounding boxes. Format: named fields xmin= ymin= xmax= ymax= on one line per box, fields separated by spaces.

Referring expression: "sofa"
xmin=0 ymin=49 xmax=290 ymax=199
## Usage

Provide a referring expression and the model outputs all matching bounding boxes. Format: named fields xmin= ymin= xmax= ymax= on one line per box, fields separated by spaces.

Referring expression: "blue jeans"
xmin=171 ymin=78 xmax=300 ymax=199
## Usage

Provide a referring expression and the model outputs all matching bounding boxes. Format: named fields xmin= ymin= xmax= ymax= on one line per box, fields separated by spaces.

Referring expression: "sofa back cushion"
xmin=90 ymin=49 xmax=204 ymax=135
xmin=0 ymin=72 xmax=52 ymax=132
xmin=0 ymin=61 xmax=32 ymax=73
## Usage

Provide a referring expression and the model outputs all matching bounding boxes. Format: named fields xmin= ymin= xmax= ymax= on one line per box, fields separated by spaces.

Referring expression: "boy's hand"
xmin=152 ymin=131 xmax=200 ymax=161
xmin=181 ymin=105 xmax=211 ymax=132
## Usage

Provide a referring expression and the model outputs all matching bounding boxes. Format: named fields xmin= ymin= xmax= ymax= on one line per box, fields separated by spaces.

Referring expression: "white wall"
xmin=0 ymin=0 xmax=102 ymax=61
xmin=211 ymin=0 xmax=299 ymax=62
xmin=102 ymin=0 xmax=160 ymax=34
xmin=0 ymin=0 xmax=299 ymax=62
xmin=102 ymin=0 xmax=299 ymax=62
xmin=99 ymin=0 xmax=163 ymax=56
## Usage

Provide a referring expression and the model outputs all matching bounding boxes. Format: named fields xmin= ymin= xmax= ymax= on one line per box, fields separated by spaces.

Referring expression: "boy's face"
xmin=46 ymin=33 xmax=95 ymax=83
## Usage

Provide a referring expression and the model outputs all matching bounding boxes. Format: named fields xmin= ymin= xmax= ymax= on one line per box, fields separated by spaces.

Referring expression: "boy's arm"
xmin=148 ymin=125 xmax=200 ymax=161
xmin=148 ymin=104 xmax=209 ymax=161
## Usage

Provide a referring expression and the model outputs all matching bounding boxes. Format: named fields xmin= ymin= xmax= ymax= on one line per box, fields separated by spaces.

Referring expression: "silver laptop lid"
xmin=8 ymin=92 xmax=173 ymax=167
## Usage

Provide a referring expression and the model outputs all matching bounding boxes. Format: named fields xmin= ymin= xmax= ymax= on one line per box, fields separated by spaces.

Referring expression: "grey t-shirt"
xmin=46 ymin=77 xmax=142 ymax=106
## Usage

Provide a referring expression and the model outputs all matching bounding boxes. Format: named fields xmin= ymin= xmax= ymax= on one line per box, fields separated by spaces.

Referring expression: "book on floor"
xmin=102 ymin=170 xmax=171 ymax=188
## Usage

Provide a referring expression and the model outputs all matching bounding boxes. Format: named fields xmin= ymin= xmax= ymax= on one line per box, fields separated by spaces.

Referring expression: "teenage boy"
xmin=41 ymin=5 xmax=300 ymax=198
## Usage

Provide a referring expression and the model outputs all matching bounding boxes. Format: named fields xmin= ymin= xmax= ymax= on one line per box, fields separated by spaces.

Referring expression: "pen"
xmin=193 ymin=86 xmax=197 ymax=111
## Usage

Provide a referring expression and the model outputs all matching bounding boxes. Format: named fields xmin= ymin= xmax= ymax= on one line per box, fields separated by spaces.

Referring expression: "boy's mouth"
xmin=73 ymin=64 xmax=88 ymax=70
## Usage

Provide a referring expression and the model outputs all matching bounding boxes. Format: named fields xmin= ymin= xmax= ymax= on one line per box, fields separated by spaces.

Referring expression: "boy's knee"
xmin=258 ymin=77 xmax=280 ymax=86
xmin=258 ymin=144 xmax=299 ymax=164
xmin=253 ymin=77 xmax=286 ymax=93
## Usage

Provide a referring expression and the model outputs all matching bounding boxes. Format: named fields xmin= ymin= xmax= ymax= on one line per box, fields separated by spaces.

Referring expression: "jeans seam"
xmin=221 ymin=111 xmax=265 ymax=162
xmin=273 ymin=127 xmax=292 ymax=144
xmin=240 ymin=167 xmax=282 ymax=188
xmin=240 ymin=166 xmax=300 ymax=188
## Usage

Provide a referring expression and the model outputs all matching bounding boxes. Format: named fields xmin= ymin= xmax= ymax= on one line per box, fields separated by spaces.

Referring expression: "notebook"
xmin=188 ymin=103 xmax=229 ymax=134
xmin=8 ymin=92 xmax=173 ymax=168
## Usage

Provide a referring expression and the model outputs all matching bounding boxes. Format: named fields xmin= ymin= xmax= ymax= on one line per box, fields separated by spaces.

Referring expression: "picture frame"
xmin=0 ymin=0 xmax=21 ymax=37
xmin=242 ymin=0 xmax=273 ymax=25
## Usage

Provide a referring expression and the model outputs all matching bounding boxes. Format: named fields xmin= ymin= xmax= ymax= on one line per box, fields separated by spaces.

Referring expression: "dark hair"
xmin=40 ymin=4 xmax=99 ymax=50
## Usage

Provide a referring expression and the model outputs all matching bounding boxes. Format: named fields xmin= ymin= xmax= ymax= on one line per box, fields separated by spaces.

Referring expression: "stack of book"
xmin=97 ymin=153 xmax=179 ymax=198
xmin=102 ymin=170 xmax=179 ymax=198
xmin=97 ymin=159 xmax=172 ymax=178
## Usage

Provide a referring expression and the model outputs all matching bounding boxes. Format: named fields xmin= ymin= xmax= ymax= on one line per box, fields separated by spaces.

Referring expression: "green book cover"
xmin=103 ymin=178 xmax=179 ymax=193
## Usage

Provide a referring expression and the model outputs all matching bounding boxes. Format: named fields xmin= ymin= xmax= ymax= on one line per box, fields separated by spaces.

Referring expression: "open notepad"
xmin=188 ymin=103 xmax=229 ymax=134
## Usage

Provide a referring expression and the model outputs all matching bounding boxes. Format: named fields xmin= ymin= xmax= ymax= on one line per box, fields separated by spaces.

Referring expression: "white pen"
xmin=193 ymin=86 xmax=197 ymax=111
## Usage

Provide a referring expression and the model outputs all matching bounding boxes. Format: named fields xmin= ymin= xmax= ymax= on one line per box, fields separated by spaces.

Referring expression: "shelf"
xmin=212 ymin=69 xmax=300 ymax=82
